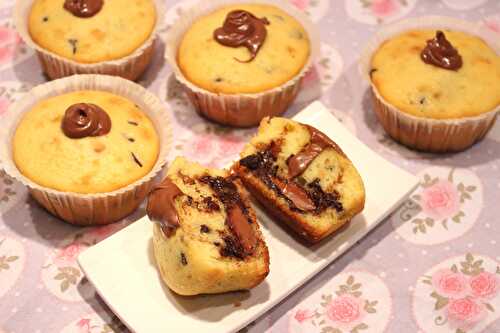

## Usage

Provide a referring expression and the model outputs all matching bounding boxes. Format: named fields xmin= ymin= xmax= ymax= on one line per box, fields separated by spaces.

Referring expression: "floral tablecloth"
xmin=1 ymin=0 xmax=500 ymax=332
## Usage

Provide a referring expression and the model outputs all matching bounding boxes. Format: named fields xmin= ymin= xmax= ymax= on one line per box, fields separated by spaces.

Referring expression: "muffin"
xmin=233 ymin=117 xmax=365 ymax=244
xmin=13 ymin=91 xmax=159 ymax=193
xmin=17 ymin=0 xmax=159 ymax=80
xmin=1 ymin=75 xmax=171 ymax=225
xmin=148 ymin=157 xmax=269 ymax=296
xmin=166 ymin=1 xmax=317 ymax=127
xmin=364 ymin=20 xmax=500 ymax=152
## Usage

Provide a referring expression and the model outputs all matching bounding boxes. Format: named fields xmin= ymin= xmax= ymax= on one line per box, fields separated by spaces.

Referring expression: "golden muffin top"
xmin=177 ymin=4 xmax=310 ymax=94
xmin=13 ymin=90 xmax=159 ymax=194
xmin=28 ymin=0 xmax=156 ymax=63
xmin=370 ymin=29 xmax=500 ymax=119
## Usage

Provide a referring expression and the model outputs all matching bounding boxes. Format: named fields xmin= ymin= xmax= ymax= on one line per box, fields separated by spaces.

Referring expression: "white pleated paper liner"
xmin=164 ymin=0 xmax=320 ymax=127
xmin=0 ymin=74 xmax=172 ymax=225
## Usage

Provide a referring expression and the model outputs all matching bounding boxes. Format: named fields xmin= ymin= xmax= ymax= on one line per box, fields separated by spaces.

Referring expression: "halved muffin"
xmin=233 ymin=117 xmax=365 ymax=243
xmin=147 ymin=157 xmax=269 ymax=296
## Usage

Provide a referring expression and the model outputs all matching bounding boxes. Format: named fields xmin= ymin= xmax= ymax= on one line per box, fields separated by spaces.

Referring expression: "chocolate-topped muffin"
xmin=178 ymin=4 xmax=310 ymax=94
xmin=367 ymin=24 xmax=500 ymax=152
xmin=13 ymin=90 xmax=159 ymax=194
xmin=29 ymin=0 xmax=156 ymax=63
xmin=167 ymin=2 xmax=316 ymax=127
xmin=148 ymin=157 xmax=269 ymax=296
xmin=21 ymin=0 xmax=158 ymax=79
xmin=233 ymin=117 xmax=365 ymax=244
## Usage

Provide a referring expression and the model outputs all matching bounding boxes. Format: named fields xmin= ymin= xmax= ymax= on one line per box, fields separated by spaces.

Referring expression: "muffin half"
xmin=233 ymin=117 xmax=365 ymax=243
xmin=148 ymin=157 xmax=269 ymax=296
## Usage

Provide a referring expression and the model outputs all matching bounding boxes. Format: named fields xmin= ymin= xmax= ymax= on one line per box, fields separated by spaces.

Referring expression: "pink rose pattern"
xmin=483 ymin=15 xmax=500 ymax=34
xmin=447 ymin=298 xmax=487 ymax=331
xmin=70 ymin=314 xmax=127 ymax=333
xmin=470 ymin=272 xmax=500 ymax=300
xmin=359 ymin=0 xmax=407 ymax=19
xmin=326 ymin=295 xmax=366 ymax=330
xmin=0 ymin=24 xmax=25 ymax=65
xmin=432 ymin=269 xmax=470 ymax=299
xmin=410 ymin=169 xmax=476 ymax=234
xmin=422 ymin=254 xmax=500 ymax=332
xmin=294 ymin=309 xmax=314 ymax=323
xmin=291 ymin=0 xmax=309 ymax=11
xmin=421 ymin=181 xmax=460 ymax=220
xmin=293 ymin=275 xmax=377 ymax=332
xmin=370 ymin=0 xmax=399 ymax=17
xmin=178 ymin=130 xmax=251 ymax=168
xmin=54 ymin=243 xmax=87 ymax=265
xmin=76 ymin=318 xmax=92 ymax=333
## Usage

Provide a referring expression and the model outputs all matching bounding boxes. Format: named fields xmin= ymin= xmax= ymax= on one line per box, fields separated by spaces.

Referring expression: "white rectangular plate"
xmin=78 ymin=101 xmax=418 ymax=333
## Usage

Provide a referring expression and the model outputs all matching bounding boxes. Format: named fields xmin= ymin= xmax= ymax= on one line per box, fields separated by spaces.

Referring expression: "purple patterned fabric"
xmin=1 ymin=0 xmax=499 ymax=332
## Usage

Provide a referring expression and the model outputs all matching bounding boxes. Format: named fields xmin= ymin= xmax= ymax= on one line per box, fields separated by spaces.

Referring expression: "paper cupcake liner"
xmin=0 ymin=75 xmax=173 ymax=226
xmin=359 ymin=16 xmax=500 ymax=153
xmin=14 ymin=0 xmax=165 ymax=81
xmin=165 ymin=0 xmax=320 ymax=127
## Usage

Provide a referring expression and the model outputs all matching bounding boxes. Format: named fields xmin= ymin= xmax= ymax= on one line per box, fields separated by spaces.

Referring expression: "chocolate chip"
xmin=122 ymin=133 xmax=135 ymax=142
xmin=273 ymin=14 xmax=284 ymax=21
xmin=200 ymin=225 xmax=210 ymax=233
xmin=307 ymin=178 xmax=343 ymax=213
xmin=202 ymin=196 xmax=220 ymax=212
xmin=127 ymin=120 xmax=139 ymax=126
xmin=183 ymin=196 xmax=194 ymax=207
xmin=68 ymin=39 xmax=78 ymax=54
xmin=214 ymin=77 xmax=223 ymax=83
xmin=131 ymin=152 xmax=143 ymax=167
xmin=369 ymin=68 xmax=378 ymax=78
xmin=180 ymin=252 xmax=188 ymax=266
xmin=42 ymin=16 xmax=49 ymax=22
xmin=220 ymin=235 xmax=245 ymax=259
xmin=240 ymin=154 xmax=262 ymax=170
xmin=213 ymin=241 xmax=221 ymax=246
xmin=419 ymin=97 xmax=426 ymax=105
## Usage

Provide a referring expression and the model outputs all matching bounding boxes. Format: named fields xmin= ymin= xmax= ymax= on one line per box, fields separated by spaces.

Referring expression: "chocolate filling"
xmin=287 ymin=125 xmax=345 ymax=179
xmin=146 ymin=177 xmax=183 ymax=238
xmin=200 ymin=176 xmax=257 ymax=259
xmin=240 ymin=125 xmax=344 ymax=215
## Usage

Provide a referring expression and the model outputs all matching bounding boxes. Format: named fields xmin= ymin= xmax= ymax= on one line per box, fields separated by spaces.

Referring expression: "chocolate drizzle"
xmin=421 ymin=31 xmax=463 ymax=71
xmin=214 ymin=10 xmax=270 ymax=63
xmin=64 ymin=0 xmax=103 ymax=18
xmin=61 ymin=103 xmax=111 ymax=139
xmin=200 ymin=175 xmax=257 ymax=258
xmin=147 ymin=178 xmax=184 ymax=238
